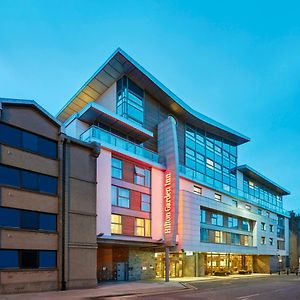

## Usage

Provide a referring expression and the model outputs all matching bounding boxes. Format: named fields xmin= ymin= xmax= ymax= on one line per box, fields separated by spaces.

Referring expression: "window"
xmin=200 ymin=228 xmax=208 ymax=242
xmin=0 ymin=207 xmax=56 ymax=232
xmin=261 ymin=222 xmax=266 ymax=231
xmin=21 ymin=250 xmax=39 ymax=269
xmin=245 ymin=204 xmax=251 ymax=210
xmin=0 ymin=250 xmax=18 ymax=269
xmin=214 ymin=193 xmax=222 ymax=202
xmin=228 ymin=217 xmax=238 ymax=229
xmin=141 ymin=194 xmax=151 ymax=212
xmin=232 ymin=200 xmax=238 ymax=207
xmin=39 ymin=251 xmax=57 ymax=268
xmin=269 ymin=238 xmax=273 ymax=246
xmin=261 ymin=236 xmax=266 ymax=245
xmin=277 ymin=240 xmax=285 ymax=250
xmin=0 ymin=164 xmax=57 ymax=195
xmin=135 ymin=218 xmax=151 ymax=237
xmin=111 ymin=186 xmax=130 ymax=208
xmin=266 ymin=211 xmax=270 ymax=218
xmin=111 ymin=214 xmax=122 ymax=234
xmin=117 ymin=77 xmax=144 ymax=126
xmin=258 ymin=209 xmax=262 ymax=215
xmin=0 ymin=122 xmax=57 ymax=159
xmin=193 ymin=186 xmax=202 ymax=195
xmin=242 ymin=220 xmax=250 ymax=231
xmin=112 ymin=158 xmax=122 ymax=179
xmin=211 ymin=213 xmax=223 ymax=226
xmin=200 ymin=209 xmax=206 ymax=223
xmin=134 ymin=166 xmax=150 ymax=187
xmin=269 ymin=224 xmax=274 ymax=232
xmin=214 ymin=231 xmax=223 ymax=243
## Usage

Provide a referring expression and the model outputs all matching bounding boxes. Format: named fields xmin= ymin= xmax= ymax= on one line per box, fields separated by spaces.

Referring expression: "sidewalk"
xmin=0 ymin=274 xmax=272 ymax=300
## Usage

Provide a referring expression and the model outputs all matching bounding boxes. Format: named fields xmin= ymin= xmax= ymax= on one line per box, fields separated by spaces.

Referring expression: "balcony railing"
xmin=80 ymin=125 xmax=159 ymax=163
xmin=180 ymin=165 xmax=289 ymax=217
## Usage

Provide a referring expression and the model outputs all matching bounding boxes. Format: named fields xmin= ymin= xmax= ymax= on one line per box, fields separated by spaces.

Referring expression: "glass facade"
xmin=243 ymin=176 xmax=283 ymax=210
xmin=117 ymin=76 xmax=144 ymax=126
xmin=185 ymin=124 xmax=237 ymax=192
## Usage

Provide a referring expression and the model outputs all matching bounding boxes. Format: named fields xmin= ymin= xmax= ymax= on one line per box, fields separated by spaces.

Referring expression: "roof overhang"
xmin=65 ymin=102 xmax=153 ymax=141
xmin=57 ymin=48 xmax=250 ymax=145
xmin=236 ymin=165 xmax=290 ymax=196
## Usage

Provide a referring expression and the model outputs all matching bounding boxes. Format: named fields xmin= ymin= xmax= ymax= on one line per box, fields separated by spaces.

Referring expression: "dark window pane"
xmin=38 ymin=174 xmax=57 ymax=195
xmin=38 ymin=138 xmax=57 ymax=159
xmin=0 ymin=123 xmax=21 ymax=148
xmin=22 ymin=131 xmax=38 ymax=152
xmin=39 ymin=251 xmax=56 ymax=268
xmin=21 ymin=170 xmax=38 ymax=191
xmin=39 ymin=213 xmax=56 ymax=231
xmin=21 ymin=250 xmax=38 ymax=269
xmin=0 ymin=165 xmax=20 ymax=187
xmin=0 ymin=250 xmax=19 ymax=269
xmin=20 ymin=210 xmax=39 ymax=230
xmin=0 ymin=207 xmax=20 ymax=228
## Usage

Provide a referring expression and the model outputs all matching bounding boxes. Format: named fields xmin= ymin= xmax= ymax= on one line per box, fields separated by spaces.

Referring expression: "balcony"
xmin=80 ymin=125 xmax=159 ymax=163
xmin=180 ymin=165 xmax=289 ymax=217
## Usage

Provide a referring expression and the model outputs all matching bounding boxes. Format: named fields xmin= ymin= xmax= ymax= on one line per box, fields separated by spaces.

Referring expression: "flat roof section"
xmin=236 ymin=164 xmax=290 ymax=196
xmin=56 ymin=48 xmax=250 ymax=145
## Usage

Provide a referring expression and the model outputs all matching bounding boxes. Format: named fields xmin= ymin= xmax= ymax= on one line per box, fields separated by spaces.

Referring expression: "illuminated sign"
xmin=164 ymin=172 xmax=172 ymax=235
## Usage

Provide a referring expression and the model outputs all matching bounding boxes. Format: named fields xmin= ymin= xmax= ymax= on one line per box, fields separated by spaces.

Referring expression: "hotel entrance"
xmin=155 ymin=252 xmax=183 ymax=278
xmin=206 ymin=253 xmax=253 ymax=275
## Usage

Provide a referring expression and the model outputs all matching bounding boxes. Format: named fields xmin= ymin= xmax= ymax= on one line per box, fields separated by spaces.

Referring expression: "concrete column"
xmin=198 ymin=253 xmax=206 ymax=276
xmin=165 ymin=247 xmax=170 ymax=282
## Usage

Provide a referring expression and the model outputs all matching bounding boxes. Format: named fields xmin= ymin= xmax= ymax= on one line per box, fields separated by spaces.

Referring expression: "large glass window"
xmin=39 ymin=251 xmax=57 ymax=268
xmin=0 ymin=122 xmax=57 ymax=159
xmin=0 ymin=207 xmax=56 ymax=232
xmin=211 ymin=213 xmax=223 ymax=226
xmin=111 ymin=186 xmax=130 ymax=208
xmin=135 ymin=218 xmax=151 ymax=237
xmin=228 ymin=217 xmax=238 ymax=229
xmin=111 ymin=214 xmax=122 ymax=234
xmin=134 ymin=166 xmax=151 ymax=187
xmin=116 ymin=77 xmax=144 ymax=126
xmin=0 ymin=164 xmax=57 ymax=195
xmin=112 ymin=157 xmax=122 ymax=179
xmin=0 ymin=250 xmax=19 ymax=269
xmin=185 ymin=124 xmax=237 ymax=190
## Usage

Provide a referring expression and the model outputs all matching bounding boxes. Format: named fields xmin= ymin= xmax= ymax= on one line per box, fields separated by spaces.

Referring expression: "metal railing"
xmin=80 ymin=125 xmax=159 ymax=163
xmin=180 ymin=165 xmax=289 ymax=217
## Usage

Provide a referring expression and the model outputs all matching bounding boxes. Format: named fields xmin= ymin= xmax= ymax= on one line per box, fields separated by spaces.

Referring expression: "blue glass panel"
xmin=21 ymin=210 xmax=39 ymax=230
xmin=39 ymin=251 xmax=56 ymax=268
xmin=38 ymin=174 xmax=57 ymax=195
xmin=38 ymin=138 xmax=57 ymax=159
xmin=0 ymin=165 xmax=20 ymax=187
xmin=0 ymin=123 xmax=21 ymax=148
xmin=0 ymin=250 xmax=18 ymax=269
xmin=0 ymin=207 xmax=20 ymax=228
xmin=39 ymin=213 xmax=56 ymax=231
xmin=21 ymin=170 xmax=38 ymax=191
xmin=22 ymin=131 xmax=38 ymax=152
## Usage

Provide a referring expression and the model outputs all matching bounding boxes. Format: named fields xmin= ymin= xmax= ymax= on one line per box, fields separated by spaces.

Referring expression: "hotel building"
xmin=56 ymin=48 xmax=290 ymax=281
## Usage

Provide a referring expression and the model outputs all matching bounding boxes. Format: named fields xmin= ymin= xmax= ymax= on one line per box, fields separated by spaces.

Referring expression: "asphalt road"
xmin=113 ymin=275 xmax=300 ymax=300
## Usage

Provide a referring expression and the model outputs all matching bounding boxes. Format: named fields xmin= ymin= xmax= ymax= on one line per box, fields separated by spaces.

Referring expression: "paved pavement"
xmin=0 ymin=274 xmax=298 ymax=300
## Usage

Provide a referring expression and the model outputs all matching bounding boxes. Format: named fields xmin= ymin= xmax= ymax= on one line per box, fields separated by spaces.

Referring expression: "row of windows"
xmin=111 ymin=214 xmax=151 ymax=237
xmin=111 ymin=185 xmax=151 ymax=212
xmin=260 ymin=236 xmax=274 ymax=246
xmin=0 ymin=122 xmax=57 ymax=159
xmin=112 ymin=157 xmax=151 ymax=187
xmin=0 ymin=250 xmax=56 ymax=269
xmin=0 ymin=164 xmax=57 ymax=195
xmin=201 ymin=208 xmax=252 ymax=232
xmin=243 ymin=177 xmax=283 ymax=209
xmin=200 ymin=228 xmax=252 ymax=246
xmin=260 ymin=222 xmax=274 ymax=233
xmin=0 ymin=207 xmax=56 ymax=232
xmin=117 ymin=76 xmax=144 ymax=126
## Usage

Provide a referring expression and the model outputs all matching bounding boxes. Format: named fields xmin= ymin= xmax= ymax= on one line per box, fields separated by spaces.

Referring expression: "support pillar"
xmin=165 ymin=247 xmax=170 ymax=282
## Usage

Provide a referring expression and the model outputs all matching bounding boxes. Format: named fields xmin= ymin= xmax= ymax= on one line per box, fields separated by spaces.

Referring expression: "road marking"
xmin=236 ymin=293 xmax=260 ymax=300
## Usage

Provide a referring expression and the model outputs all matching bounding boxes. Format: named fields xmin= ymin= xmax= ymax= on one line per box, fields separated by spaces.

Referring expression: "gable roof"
xmin=56 ymin=48 xmax=250 ymax=145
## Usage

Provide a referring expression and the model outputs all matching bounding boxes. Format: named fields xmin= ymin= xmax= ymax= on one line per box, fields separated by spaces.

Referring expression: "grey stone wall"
xmin=128 ymin=249 xmax=155 ymax=280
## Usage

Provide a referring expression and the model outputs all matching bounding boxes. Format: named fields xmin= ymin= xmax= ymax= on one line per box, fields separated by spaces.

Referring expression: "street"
xmin=101 ymin=275 xmax=300 ymax=300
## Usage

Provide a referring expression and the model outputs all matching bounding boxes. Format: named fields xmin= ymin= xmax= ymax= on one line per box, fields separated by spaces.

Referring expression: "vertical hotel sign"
xmin=164 ymin=172 xmax=173 ymax=246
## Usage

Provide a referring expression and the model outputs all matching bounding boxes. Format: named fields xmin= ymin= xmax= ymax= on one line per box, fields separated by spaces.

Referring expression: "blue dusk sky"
xmin=0 ymin=0 xmax=299 ymax=211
